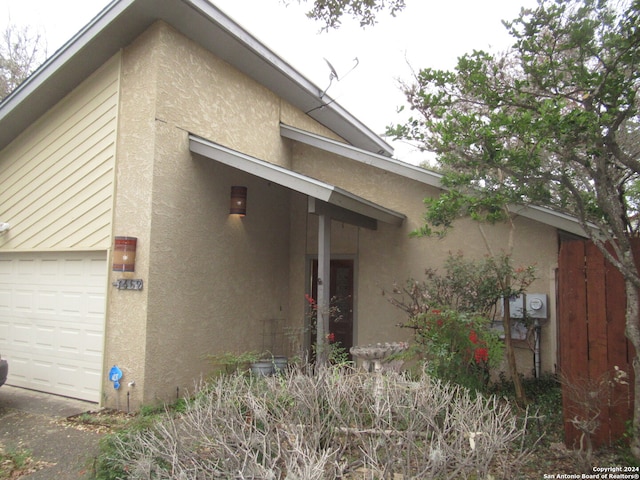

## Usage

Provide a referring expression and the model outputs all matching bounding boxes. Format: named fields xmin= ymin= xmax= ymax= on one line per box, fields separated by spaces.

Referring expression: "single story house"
xmin=0 ymin=0 xmax=587 ymax=408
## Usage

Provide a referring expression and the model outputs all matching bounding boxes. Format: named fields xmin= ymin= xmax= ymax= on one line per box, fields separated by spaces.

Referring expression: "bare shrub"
xmin=104 ymin=368 xmax=533 ymax=479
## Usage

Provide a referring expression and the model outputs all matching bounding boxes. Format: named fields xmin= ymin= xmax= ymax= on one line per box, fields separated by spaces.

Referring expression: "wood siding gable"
xmin=0 ymin=55 xmax=120 ymax=251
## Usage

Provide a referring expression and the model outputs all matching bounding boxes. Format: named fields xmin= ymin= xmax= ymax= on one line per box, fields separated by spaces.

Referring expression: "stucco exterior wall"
xmin=290 ymin=141 xmax=560 ymax=377
xmin=106 ymin=21 xmax=560 ymax=408
xmin=104 ymin=26 xmax=159 ymax=408
xmin=106 ymin=23 xmax=298 ymax=407
xmin=152 ymin=23 xmax=287 ymax=169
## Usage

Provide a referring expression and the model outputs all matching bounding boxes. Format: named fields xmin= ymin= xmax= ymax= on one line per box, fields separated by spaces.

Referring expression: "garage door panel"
xmin=12 ymin=322 xmax=33 ymax=345
xmin=37 ymin=291 xmax=58 ymax=311
xmin=7 ymin=356 xmax=29 ymax=382
xmin=0 ymin=252 xmax=106 ymax=401
xmin=16 ymin=259 xmax=36 ymax=276
xmin=14 ymin=290 xmax=34 ymax=310
xmin=84 ymin=330 xmax=104 ymax=353
xmin=88 ymin=293 xmax=106 ymax=315
xmin=0 ymin=288 xmax=9 ymax=308
xmin=60 ymin=292 xmax=84 ymax=314
xmin=31 ymin=359 xmax=54 ymax=386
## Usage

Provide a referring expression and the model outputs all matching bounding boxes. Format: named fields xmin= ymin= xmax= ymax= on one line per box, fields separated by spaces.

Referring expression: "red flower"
xmin=431 ymin=309 xmax=441 ymax=315
xmin=469 ymin=330 xmax=479 ymax=345
xmin=474 ymin=348 xmax=489 ymax=364
xmin=327 ymin=332 xmax=336 ymax=342
xmin=305 ymin=294 xmax=316 ymax=306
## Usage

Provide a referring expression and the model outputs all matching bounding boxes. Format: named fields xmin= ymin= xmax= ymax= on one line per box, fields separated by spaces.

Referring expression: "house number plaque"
xmin=112 ymin=279 xmax=144 ymax=290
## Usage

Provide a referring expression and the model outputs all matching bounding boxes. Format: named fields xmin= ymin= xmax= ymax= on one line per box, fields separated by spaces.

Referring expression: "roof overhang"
xmin=0 ymin=0 xmax=393 ymax=156
xmin=189 ymin=134 xmax=406 ymax=229
xmin=281 ymin=124 xmax=589 ymax=238
xmin=507 ymin=204 xmax=589 ymax=238
xmin=281 ymin=124 xmax=443 ymax=189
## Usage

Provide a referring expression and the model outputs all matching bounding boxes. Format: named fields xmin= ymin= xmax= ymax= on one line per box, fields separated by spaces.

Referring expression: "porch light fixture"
xmin=230 ymin=186 xmax=247 ymax=216
xmin=113 ymin=236 xmax=137 ymax=272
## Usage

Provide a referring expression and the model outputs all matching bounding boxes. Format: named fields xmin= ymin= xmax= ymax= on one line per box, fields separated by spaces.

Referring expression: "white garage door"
xmin=0 ymin=251 xmax=107 ymax=402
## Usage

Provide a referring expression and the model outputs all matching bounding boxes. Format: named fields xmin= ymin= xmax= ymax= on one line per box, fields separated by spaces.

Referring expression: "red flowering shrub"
xmin=404 ymin=309 xmax=503 ymax=392
xmin=474 ymin=347 xmax=489 ymax=364
xmin=386 ymin=251 xmax=536 ymax=393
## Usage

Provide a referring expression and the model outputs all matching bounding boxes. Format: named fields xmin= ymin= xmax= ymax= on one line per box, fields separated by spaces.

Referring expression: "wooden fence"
xmin=558 ymin=238 xmax=636 ymax=448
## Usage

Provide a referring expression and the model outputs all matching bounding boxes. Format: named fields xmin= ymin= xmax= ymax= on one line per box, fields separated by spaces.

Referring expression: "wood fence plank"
xmin=586 ymin=242 xmax=609 ymax=446
xmin=558 ymin=239 xmax=588 ymax=446
xmin=559 ymin=238 xmax=636 ymax=448
xmin=605 ymin=253 xmax=630 ymax=446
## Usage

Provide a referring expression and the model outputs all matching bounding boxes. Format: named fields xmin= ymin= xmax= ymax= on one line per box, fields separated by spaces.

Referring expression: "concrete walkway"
xmin=0 ymin=385 xmax=104 ymax=479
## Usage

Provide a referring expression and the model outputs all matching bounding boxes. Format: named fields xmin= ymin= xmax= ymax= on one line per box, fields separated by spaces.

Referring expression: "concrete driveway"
xmin=0 ymin=385 xmax=104 ymax=479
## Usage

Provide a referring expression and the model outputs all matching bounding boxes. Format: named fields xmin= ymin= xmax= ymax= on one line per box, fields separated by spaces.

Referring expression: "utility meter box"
xmin=507 ymin=295 xmax=525 ymax=318
xmin=502 ymin=293 xmax=548 ymax=319
xmin=526 ymin=293 xmax=548 ymax=319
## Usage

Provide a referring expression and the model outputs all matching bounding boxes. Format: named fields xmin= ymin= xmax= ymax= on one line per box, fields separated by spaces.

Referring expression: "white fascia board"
xmin=327 ymin=187 xmax=405 ymax=226
xmin=190 ymin=136 xmax=332 ymax=201
xmin=308 ymin=198 xmax=377 ymax=230
xmin=280 ymin=124 xmax=442 ymax=189
xmin=189 ymin=135 xmax=405 ymax=227
xmin=0 ymin=0 xmax=129 ymax=111
xmin=0 ymin=0 xmax=137 ymax=147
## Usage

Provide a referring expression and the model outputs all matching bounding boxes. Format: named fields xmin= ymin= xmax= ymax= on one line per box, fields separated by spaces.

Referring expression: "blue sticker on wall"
xmin=109 ymin=365 xmax=123 ymax=389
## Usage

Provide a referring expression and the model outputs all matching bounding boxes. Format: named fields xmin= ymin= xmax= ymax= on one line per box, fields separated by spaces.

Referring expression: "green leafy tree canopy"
xmin=387 ymin=0 xmax=639 ymax=262
xmin=387 ymin=0 xmax=640 ymax=455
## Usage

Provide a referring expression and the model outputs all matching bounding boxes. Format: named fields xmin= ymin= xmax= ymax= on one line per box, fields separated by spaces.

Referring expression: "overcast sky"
xmin=1 ymin=0 xmax=537 ymax=164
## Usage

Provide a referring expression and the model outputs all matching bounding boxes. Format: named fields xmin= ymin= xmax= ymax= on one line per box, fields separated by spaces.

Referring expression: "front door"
xmin=310 ymin=259 xmax=354 ymax=355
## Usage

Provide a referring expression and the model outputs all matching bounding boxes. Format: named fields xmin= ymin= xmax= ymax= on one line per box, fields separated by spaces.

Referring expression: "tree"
xmin=0 ymin=21 xmax=46 ymax=100
xmin=292 ymin=0 xmax=406 ymax=29
xmin=387 ymin=0 xmax=640 ymax=456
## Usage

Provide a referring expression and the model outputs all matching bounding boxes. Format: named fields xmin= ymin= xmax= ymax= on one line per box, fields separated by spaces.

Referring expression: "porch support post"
xmin=317 ymin=213 xmax=331 ymax=366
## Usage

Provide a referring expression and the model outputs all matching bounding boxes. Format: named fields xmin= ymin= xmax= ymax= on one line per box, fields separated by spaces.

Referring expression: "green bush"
xmin=387 ymin=251 xmax=536 ymax=396
xmin=404 ymin=308 xmax=503 ymax=392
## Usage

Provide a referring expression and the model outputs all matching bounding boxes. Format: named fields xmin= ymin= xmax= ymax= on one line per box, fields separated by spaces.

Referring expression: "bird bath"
xmin=350 ymin=342 xmax=408 ymax=372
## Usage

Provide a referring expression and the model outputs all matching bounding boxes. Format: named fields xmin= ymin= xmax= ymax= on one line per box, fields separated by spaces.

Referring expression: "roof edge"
xmin=0 ymin=0 xmax=394 ymax=156
xmin=188 ymin=134 xmax=405 ymax=226
xmin=282 ymin=124 xmax=590 ymax=238
xmin=281 ymin=123 xmax=441 ymax=188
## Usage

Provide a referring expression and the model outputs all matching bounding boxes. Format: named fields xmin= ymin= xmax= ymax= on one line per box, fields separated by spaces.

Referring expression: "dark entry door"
xmin=310 ymin=259 xmax=354 ymax=354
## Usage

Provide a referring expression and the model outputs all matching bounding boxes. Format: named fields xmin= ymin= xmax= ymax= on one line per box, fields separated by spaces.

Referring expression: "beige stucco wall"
xmin=289 ymin=141 xmax=560 ymax=378
xmin=105 ymin=21 xmax=560 ymax=408
xmin=106 ymin=23 xmax=303 ymax=408
xmin=104 ymin=27 xmax=158 ymax=408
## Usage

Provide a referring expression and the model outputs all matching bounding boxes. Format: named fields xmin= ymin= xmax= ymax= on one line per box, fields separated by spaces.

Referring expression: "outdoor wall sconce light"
xmin=113 ymin=236 xmax=137 ymax=272
xmin=230 ymin=186 xmax=247 ymax=216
